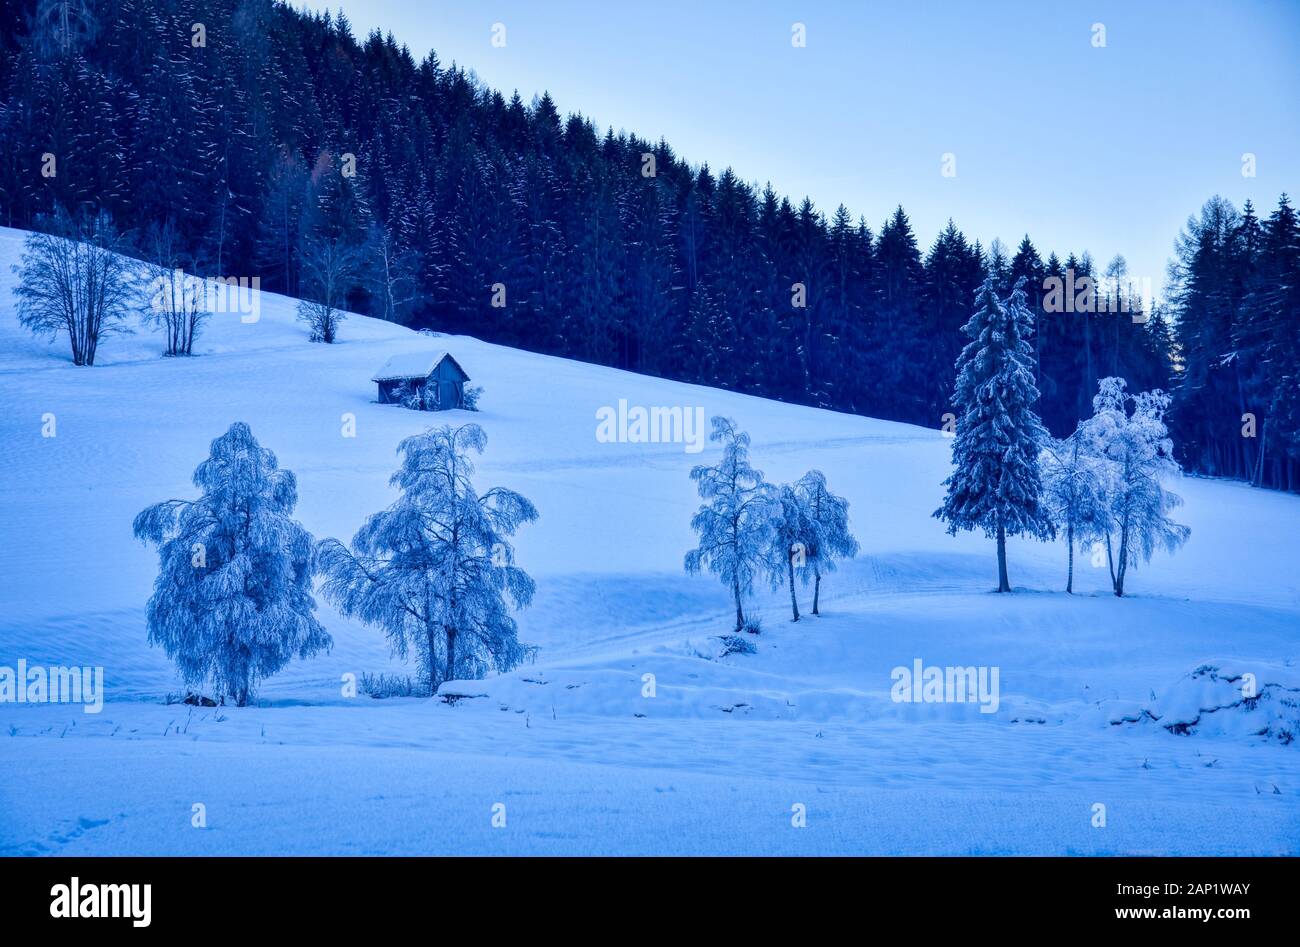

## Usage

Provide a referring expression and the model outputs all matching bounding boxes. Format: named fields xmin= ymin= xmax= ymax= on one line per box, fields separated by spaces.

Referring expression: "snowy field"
xmin=0 ymin=225 xmax=1297 ymax=855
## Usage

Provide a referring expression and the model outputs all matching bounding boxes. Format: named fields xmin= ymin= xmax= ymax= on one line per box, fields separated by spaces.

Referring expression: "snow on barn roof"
xmin=371 ymin=350 xmax=468 ymax=382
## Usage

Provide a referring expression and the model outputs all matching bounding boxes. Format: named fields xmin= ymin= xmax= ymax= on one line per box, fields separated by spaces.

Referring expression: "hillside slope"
xmin=0 ymin=226 xmax=1297 ymax=855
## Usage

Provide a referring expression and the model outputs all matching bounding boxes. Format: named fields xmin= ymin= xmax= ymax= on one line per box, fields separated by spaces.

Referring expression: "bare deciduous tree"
xmin=364 ymin=222 xmax=418 ymax=325
xmin=142 ymin=219 xmax=207 ymax=356
xmin=14 ymin=205 xmax=135 ymax=366
xmin=296 ymin=233 xmax=360 ymax=343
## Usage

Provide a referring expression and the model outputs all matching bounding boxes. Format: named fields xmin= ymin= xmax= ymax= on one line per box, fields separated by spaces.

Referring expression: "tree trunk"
xmin=733 ymin=578 xmax=745 ymax=632
xmin=444 ymin=625 xmax=458 ymax=683
xmin=1114 ymin=519 xmax=1129 ymax=597
xmin=426 ymin=626 xmax=439 ymax=695
xmin=1253 ymin=419 xmax=1268 ymax=487
xmin=1065 ymin=523 xmax=1074 ymax=594
xmin=1105 ymin=533 xmax=1116 ymax=590
xmin=786 ymin=555 xmax=800 ymax=622
xmin=812 ymin=565 xmax=822 ymax=615
xmin=996 ymin=521 xmax=1010 ymax=592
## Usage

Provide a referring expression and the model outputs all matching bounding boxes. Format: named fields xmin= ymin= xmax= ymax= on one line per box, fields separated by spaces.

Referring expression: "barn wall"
xmin=431 ymin=360 xmax=466 ymax=410
xmin=377 ymin=359 xmax=467 ymax=409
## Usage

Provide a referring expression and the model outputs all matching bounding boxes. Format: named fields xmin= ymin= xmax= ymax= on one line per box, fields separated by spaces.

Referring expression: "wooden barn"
xmin=371 ymin=351 xmax=470 ymax=410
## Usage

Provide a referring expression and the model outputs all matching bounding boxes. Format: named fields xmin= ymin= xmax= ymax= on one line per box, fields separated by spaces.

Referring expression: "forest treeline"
xmin=0 ymin=0 xmax=1296 ymax=489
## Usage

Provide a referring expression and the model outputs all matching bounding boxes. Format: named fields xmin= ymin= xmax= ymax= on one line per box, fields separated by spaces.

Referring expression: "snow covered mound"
xmin=1111 ymin=663 xmax=1300 ymax=744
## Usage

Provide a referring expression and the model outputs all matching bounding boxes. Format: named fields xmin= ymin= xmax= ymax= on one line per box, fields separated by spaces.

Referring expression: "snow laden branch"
xmin=317 ymin=423 xmax=538 ymax=694
xmin=132 ymin=422 xmax=330 ymax=706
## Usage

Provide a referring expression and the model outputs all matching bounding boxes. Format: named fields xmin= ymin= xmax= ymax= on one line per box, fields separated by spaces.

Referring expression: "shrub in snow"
xmin=716 ymin=634 xmax=758 ymax=657
xmin=795 ymin=470 xmax=858 ymax=615
xmin=741 ymin=617 xmax=764 ymax=636
xmin=1041 ymin=431 xmax=1113 ymax=593
xmin=935 ymin=276 xmax=1055 ymax=591
xmin=1080 ymin=377 xmax=1190 ymax=596
xmin=1116 ymin=664 xmax=1300 ymax=745
xmin=685 ymin=417 xmax=775 ymax=632
xmin=318 ymin=423 xmax=537 ymax=693
xmin=132 ymin=422 xmax=331 ymax=706
xmin=390 ymin=379 xmax=426 ymax=411
xmin=358 ymin=672 xmax=427 ymax=699
xmin=14 ymin=204 xmax=136 ymax=366
xmin=462 ymin=384 xmax=483 ymax=412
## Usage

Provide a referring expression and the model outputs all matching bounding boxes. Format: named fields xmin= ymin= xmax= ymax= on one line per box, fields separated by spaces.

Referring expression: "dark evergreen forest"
xmin=1 ymin=0 xmax=1296 ymax=489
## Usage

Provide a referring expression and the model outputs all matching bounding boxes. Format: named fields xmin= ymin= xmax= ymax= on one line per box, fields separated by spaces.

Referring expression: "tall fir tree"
xmin=935 ymin=275 xmax=1056 ymax=591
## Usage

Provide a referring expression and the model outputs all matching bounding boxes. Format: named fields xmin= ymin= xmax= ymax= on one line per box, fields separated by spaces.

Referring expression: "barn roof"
xmin=371 ymin=350 xmax=469 ymax=382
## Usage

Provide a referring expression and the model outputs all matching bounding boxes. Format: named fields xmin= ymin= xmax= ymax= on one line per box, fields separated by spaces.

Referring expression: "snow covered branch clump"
xmin=132 ymin=422 xmax=331 ymax=706
xmin=1111 ymin=663 xmax=1300 ymax=745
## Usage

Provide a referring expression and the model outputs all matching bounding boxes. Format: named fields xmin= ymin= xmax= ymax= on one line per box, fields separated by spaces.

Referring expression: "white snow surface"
xmin=0 ymin=226 xmax=1297 ymax=855
xmin=370 ymin=348 xmax=456 ymax=382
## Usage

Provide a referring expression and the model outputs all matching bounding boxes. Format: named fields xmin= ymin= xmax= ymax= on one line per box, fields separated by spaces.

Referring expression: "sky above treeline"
xmin=295 ymin=0 xmax=1300 ymax=300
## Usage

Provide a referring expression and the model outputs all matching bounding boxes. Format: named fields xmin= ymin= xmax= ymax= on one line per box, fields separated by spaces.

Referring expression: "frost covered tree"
xmin=1041 ymin=431 xmax=1112 ymax=593
xmin=14 ymin=204 xmax=136 ymax=366
xmin=935 ymin=275 xmax=1055 ymax=591
xmin=685 ymin=417 xmax=774 ymax=632
xmin=795 ymin=470 xmax=859 ymax=614
xmin=317 ymin=423 xmax=537 ymax=692
xmin=767 ymin=484 xmax=816 ymax=622
xmin=132 ymin=423 xmax=330 ymax=705
xmin=1081 ymin=377 xmax=1191 ymax=596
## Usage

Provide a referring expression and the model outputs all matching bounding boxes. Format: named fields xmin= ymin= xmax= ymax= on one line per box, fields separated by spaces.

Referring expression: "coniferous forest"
xmin=1 ymin=0 xmax=1296 ymax=489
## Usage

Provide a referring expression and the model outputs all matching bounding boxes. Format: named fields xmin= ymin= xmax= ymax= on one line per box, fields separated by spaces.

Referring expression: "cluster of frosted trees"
xmin=1042 ymin=378 xmax=1191 ymax=596
xmin=936 ymin=275 xmax=1190 ymax=595
xmin=134 ymin=422 xmax=535 ymax=705
xmin=684 ymin=417 xmax=859 ymax=631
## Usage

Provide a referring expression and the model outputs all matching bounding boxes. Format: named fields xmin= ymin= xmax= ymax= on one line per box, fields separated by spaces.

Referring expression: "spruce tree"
xmin=935 ymin=275 xmax=1055 ymax=591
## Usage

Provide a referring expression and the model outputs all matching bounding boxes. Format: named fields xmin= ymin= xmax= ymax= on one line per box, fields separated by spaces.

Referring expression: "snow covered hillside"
xmin=1 ymin=226 xmax=1297 ymax=855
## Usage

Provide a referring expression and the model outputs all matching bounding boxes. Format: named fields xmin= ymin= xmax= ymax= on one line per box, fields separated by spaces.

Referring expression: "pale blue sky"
xmin=298 ymin=0 xmax=1299 ymax=294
